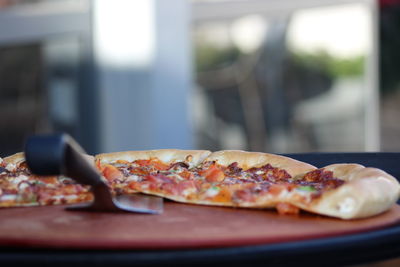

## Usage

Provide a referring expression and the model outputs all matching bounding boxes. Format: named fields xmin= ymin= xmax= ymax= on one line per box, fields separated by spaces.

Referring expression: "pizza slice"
xmin=95 ymin=149 xmax=212 ymax=196
xmin=96 ymin=149 xmax=400 ymax=219
xmin=0 ymin=153 xmax=93 ymax=207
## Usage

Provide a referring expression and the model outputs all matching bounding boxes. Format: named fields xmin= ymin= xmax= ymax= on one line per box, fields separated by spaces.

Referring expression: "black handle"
xmin=25 ymin=134 xmax=103 ymax=187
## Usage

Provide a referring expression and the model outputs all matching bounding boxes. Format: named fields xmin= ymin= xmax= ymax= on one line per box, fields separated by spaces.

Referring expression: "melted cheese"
xmin=5 ymin=163 xmax=16 ymax=172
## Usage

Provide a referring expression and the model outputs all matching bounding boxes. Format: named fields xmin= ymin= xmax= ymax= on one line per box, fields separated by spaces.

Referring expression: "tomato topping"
xmin=135 ymin=159 xmax=169 ymax=170
xmin=276 ymin=203 xmax=300 ymax=215
xmin=115 ymin=160 xmax=130 ymax=164
xmin=179 ymin=170 xmax=194 ymax=180
xmin=268 ymin=184 xmax=285 ymax=196
xmin=102 ymin=164 xmax=124 ymax=182
xmin=212 ymin=188 xmax=231 ymax=202
xmin=95 ymin=159 xmax=103 ymax=172
xmin=199 ymin=164 xmax=225 ymax=182
xmin=128 ymin=181 xmax=139 ymax=190
xmin=130 ymin=167 xmax=149 ymax=176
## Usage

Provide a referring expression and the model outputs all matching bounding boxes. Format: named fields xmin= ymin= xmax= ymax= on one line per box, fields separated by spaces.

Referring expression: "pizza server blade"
xmin=24 ymin=133 xmax=163 ymax=214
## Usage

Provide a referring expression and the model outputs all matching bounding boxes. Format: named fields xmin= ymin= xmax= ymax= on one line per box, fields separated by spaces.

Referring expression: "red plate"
xmin=0 ymin=202 xmax=399 ymax=250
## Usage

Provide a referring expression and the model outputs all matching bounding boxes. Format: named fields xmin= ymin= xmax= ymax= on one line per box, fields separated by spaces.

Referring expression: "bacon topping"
xmin=299 ymin=169 xmax=344 ymax=191
xmin=226 ymin=162 xmax=242 ymax=175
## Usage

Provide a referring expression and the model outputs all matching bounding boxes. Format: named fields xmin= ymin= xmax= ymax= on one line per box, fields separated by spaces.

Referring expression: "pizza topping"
xmin=296 ymin=185 xmax=316 ymax=192
xmin=295 ymin=169 xmax=344 ymax=192
xmin=205 ymin=186 xmax=220 ymax=197
xmin=211 ymin=187 xmax=232 ymax=202
xmin=199 ymin=163 xmax=225 ymax=182
xmin=226 ymin=162 xmax=243 ymax=175
xmin=304 ymin=169 xmax=333 ymax=182
xmin=276 ymin=202 xmax=300 ymax=215
xmin=267 ymin=184 xmax=286 ymax=196
xmin=5 ymin=163 xmax=16 ymax=172
xmin=102 ymin=164 xmax=124 ymax=182
xmin=169 ymin=162 xmax=189 ymax=170
xmin=134 ymin=159 xmax=169 ymax=171
xmin=233 ymin=189 xmax=256 ymax=202
xmin=18 ymin=181 xmax=31 ymax=191
xmin=177 ymin=180 xmax=198 ymax=196
xmin=126 ymin=175 xmax=141 ymax=182
xmin=185 ymin=155 xmax=193 ymax=162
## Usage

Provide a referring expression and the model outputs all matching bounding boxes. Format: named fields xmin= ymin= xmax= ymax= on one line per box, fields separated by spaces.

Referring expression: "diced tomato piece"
xmin=199 ymin=165 xmax=225 ymax=182
xmin=179 ymin=170 xmax=194 ymax=180
xmin=268 ymin=184 xmax=285 ymax=196
xmin=102 ymin=164 xmax=124 ymax=182
xmin=135 ymin=159 xmax=169 ymax=170
xmin=276 ymin=203 xmax=300 ymax=215
xmin=128 ymin=181 xmax=140 ymax=190
xmin=152 ymin=161 xmax=169 ymax=171
xmin=130 ymin=167 xmax=148 ymax=176
xmin=212 ymin=188 xmax=231 ymax=202
xmin=135 ymin=159 xmax=151 ymax=166
xmin=115 ymin=159 xmax=130 ymax=164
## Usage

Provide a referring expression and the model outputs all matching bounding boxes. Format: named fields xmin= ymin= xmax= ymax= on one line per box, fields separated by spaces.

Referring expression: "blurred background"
xmin=0 ymin=0 xmax=399 ymax=157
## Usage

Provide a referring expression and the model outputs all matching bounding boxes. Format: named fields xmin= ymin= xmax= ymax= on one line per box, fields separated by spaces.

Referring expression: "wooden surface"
xmin=0 ymin=202 xmax=399 ymax=250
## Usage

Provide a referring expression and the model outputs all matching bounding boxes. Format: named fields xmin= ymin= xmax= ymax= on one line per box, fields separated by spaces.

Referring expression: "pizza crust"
xmin=205 ymin=150 xmax=316 ymax=176
xmin=3 ymin=152 xmax=25 ymax=165
xmin=294 ymin=164 xmax=400 ymax=219
xmin=96 ymin=149 xmax=211 ymax=168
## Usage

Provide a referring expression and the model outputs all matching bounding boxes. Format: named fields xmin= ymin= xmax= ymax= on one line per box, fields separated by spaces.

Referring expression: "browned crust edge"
xmin=3 ymin=152 xmax=25 ymax=165
xmin=205 ymin=150 xmax=317 ymax=177
xmin=95 ymin=149 xmax=212 ymax=168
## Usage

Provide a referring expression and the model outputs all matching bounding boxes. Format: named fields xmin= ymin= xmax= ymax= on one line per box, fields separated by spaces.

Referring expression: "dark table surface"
xmin=1 ymin=152 xmax=400 ymax=267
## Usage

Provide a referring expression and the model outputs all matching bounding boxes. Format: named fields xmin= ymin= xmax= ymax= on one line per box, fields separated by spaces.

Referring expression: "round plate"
xmin=0 ymin=202 xmax=399 ymax=250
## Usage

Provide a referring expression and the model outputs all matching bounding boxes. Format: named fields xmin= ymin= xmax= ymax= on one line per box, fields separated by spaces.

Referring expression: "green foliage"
xmin=292 ymin=51 xmax=365 ymax=78
xmin=195 ymin=44 xmax=240 ymax=72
